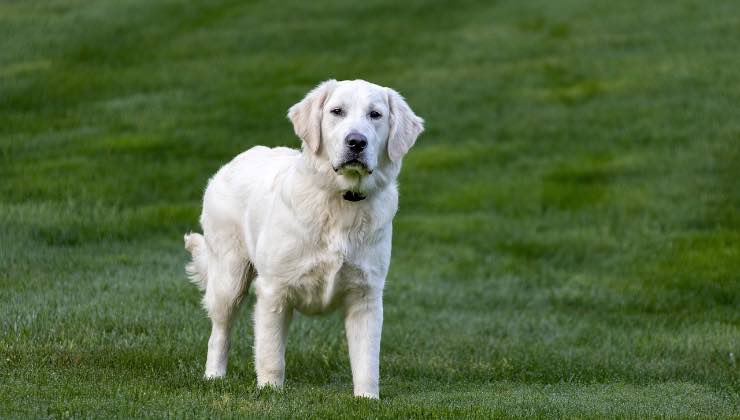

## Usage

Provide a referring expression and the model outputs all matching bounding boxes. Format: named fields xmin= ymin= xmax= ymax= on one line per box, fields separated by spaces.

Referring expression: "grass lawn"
xmin=1 ymin=0 xmax=739 ymax=417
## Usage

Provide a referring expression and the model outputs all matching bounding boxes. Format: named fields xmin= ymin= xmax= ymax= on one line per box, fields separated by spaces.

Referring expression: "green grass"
xmin=1 ymin=0 xmax=739 ymax=417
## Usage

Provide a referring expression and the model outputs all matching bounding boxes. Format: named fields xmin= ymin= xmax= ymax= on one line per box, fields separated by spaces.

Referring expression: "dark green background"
xmin=1 ymin=1 xmax=738 ymax=417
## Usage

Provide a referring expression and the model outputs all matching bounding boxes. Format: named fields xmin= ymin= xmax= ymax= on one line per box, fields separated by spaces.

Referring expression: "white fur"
xmin=184 ymin=80 xmax=423 ymax=399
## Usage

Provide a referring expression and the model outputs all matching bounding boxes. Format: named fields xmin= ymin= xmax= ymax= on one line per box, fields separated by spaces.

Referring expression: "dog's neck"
xmin=342 ymin=191 xmax=366 ymax=202
xmin=296 ymin=148 xmax=400 ymax=205
xmin=296 ymin=150 xmax=371 ymax=202
xmin=286 ymin=150 xmax=400 ymax=234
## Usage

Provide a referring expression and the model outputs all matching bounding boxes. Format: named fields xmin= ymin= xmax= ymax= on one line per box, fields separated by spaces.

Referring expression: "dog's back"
xmin=184 ymin=146 xmax=298 ymax=293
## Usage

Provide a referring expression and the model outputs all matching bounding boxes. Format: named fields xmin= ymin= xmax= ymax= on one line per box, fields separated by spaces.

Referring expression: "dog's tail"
xmin=184 ymin=232 xmax=208 ymax=291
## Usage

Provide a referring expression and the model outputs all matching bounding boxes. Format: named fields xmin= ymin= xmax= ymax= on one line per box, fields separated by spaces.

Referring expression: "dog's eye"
xmin=369 ymin=110 xmax=382 ymax=120
xmin=330 ymin=107 xmax=343 ymax=116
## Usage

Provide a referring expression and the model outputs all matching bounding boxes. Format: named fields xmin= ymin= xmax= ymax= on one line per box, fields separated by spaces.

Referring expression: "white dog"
xmin=184 ymin=79 xmax=423 ymax=399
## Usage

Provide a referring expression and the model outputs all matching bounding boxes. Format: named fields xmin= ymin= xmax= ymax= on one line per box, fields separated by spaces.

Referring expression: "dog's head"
xmin=288 ymin=79 xmax=424 ymax=197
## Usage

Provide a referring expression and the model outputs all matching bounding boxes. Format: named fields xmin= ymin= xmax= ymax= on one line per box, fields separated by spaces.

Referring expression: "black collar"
xmin=342 ymin=191 xmax=366 ymax=202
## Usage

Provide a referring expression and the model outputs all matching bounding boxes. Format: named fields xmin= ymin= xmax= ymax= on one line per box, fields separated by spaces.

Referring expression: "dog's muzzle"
xmin=345 ymin=132 xmax=367 ymax=154
xmin=334 ymin=159 xmax=372 ymax=175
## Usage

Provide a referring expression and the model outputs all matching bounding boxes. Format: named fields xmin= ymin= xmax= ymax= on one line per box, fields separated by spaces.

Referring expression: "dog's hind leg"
xmin=201 ymin=237 xmax=254 ymax=379
xmin=253 ymin=280 xmax=293 ymax=388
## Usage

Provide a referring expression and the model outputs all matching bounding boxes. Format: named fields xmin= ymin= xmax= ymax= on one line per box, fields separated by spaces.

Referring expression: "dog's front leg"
xmin=253 ymin=289 xmax=292 ymax=389
xmin=344 ymin=293 xmax=383 ymax=399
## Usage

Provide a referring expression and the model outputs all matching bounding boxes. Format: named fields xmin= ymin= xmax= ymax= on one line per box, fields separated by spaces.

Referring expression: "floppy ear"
xmin=287 ymin=80 xmax=337 ymax=154
xmin=387 ymin=88 xmax=424 ymax=162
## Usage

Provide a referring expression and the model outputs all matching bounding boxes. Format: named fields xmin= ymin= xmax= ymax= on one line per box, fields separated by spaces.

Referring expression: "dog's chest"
xmin=287 ymin=224 xmax=370 ymax=315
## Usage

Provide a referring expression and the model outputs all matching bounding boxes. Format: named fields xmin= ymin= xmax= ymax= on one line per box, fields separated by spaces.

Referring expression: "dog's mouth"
xmin=333 ymin=159 xmax=373 ymax=175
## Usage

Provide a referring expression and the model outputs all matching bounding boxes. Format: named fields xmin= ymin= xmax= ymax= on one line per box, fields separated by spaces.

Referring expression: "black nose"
xmin=345 ymin=132 xmax=367 ymax=153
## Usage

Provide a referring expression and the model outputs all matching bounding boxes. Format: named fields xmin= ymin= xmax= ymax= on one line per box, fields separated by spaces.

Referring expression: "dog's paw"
xmin=256 ymin=375 xmax=285 ymax=389
xmin=354 ymin=391 xmax=379 ymax=399
xmin=203 ymin=369 xmax=226 ymax=380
